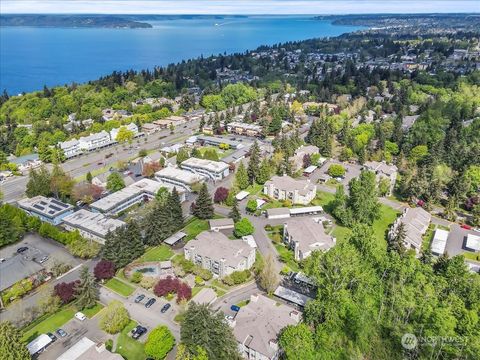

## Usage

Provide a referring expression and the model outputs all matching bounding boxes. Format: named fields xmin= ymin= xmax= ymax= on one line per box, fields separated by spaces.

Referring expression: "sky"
xmin=2 ymin=0 xmax=479 ymax=15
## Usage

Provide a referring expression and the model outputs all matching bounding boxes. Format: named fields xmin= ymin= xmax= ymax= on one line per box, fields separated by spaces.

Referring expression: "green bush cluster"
xmin=222 ymin=270 xmax=251 ymax=286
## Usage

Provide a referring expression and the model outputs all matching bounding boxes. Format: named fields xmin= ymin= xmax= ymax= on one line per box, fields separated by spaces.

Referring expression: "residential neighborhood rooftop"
xmin=155 ymin=166 xmax=204 ymax=185
xmin=181 ymin=157 xmax=229 ymax=173
xmin=63 ymin=209 xmax=125 ymax=239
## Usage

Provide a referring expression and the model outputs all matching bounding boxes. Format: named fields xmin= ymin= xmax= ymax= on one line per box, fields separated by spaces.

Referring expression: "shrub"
xmin=214 ymin=187 xmax=229 ymax=203
xmin=140 ymin=276 xmax=156 ymax=290
xmin=51 ymin=261 xmax=72 ymax=277
xmin=246 ymin=199 xmax=257 ymax=213
xmin=234 ymin=217 xmax=255 ymax=238
xmin=224 ymin=270 xmax=251 ymax=285
xmin=99 ymin=300 xmax=130 ymax=334
xmin=105 ymin=339 xmax=113 ymax=351
xmin=328 ymin=164 xmax=346 ymax=178
xmin=94 ymin=260 xmax=115 ymax=281
xmin=264 ymin=224 xmax=273 ymax=231
xmin=195 ymin=276 xmax=204 ymax=286
xmin=144 ymin=326 xmax=175 ymax=360
xmin=2 ymin=278 xmax=34 ymax=305
xmin=54 ymin=281 xmax=78 ymax=304
xmin=131 ymin=272 xmax=143 ymax=283
xmin=66 ymin=232 xmax=100 ymax=258
xmin=198 ymin=269 xmax=213 ymax=281
xmin=153 ymin=276 xmax=192 ymax=303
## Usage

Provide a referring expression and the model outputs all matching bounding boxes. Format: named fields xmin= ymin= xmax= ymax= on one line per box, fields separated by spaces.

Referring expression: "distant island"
xmin=0 ymin=14 xmax=153 ymax=28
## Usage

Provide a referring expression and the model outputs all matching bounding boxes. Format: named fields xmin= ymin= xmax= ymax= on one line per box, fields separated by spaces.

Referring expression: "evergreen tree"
xmin=0 ymin=321 xmax=30 ymax=360
xmin=125 ymin=220 xmax=145 ymax=259
xmin=86 ymin=171 xmax=93 ymax=183
xmin=256 ymin=159 xmax=271 ymax=185
xmin=167 ymin=187 xmax=184 ymax=230
xmin=228 ymin=197 xmax=241 ymax=223
xmin=305 ymin=118 xmax=334 ymax=156
xmin=74 ymin=266 xmax=99 ymax=309
xmin=26 ymin=166 xmax=51 ymax=198
xmin=144 ymin=202 xmax=174 ymax=245
xmin=181 ymin=302 xmax=241 ymax=360
xmin=235 ymin=162 xmax=249 ymax=190
xmin=247 ymin=141 xmax=260 ymax=185
xmin=193 ymin=184 xmax=214 ymax=220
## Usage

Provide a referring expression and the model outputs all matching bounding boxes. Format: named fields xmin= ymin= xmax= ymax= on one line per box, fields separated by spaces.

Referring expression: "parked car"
xmin=145 ymin=298 xmax=156 ymax=308
xmin=160 ymin=303 xmax=171 ymax=313
xmin=230 ymin=305 xmax=240 ymax=312
xmin=131 ymin=325 xmax=147 ymax=339
xmin=46 ymin=332 xmax=57 ymax=342
xmin=39 ymin=255 xmax=49 ymax=264
xmin=75 ymin=312 xmax=86 ymax=321
xmin=17 ymin=246 xmax=28 ymax=254
xmin=225 ymin=315 xmax=234 ymax=321
xmin=134 ymin=294 xmax=145 ymax=303
xmin=56 ymin=328 xmax=67 ymax=337
xmin=0 ymin=258 xmax=5 ymax=263
xmin=461 ymin=224 xmax=472 ymax=230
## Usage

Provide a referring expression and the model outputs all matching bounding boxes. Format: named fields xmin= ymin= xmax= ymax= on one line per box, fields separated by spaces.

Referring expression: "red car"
xmin=461 ymin=224 xmax=472 ymax=230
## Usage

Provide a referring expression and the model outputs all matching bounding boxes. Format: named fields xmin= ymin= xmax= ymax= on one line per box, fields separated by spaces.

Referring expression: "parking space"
xmin=37 ymin=316 xmax=108 ymax=360
xmin=0 ymin=233 xmax=82 ymax=271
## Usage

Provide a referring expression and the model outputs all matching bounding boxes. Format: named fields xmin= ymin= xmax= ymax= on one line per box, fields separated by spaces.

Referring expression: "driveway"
xmin=37 ymin=313 xmax=108 ymax=360
xmin=99 ymin=287 xmax=181 ymax=340
xmin=211 ymin=282 xmax=261 ymax=318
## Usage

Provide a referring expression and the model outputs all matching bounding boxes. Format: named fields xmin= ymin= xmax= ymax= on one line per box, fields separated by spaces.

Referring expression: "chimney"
xmin=250 ymin=294 xmax=259 ymax=303
xmin=269 ymin=339 xmax=279 ymax=351
xmin=289 ymin=310 xmax=301 ymax=322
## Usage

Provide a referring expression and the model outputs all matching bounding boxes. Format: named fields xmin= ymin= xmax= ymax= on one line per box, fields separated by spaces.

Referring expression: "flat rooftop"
xmin=63 ymin=209 xmax=125 ymax=238
xmin=155 ymin=166 xmax=204 ymax=185
xmin=17 ymin=196 xmax=73 ymax=219
xmin=181 ymin=157 xmax=229 ymax=173
xmin=91 ymin=178 xmax=165 ymax=212
xmin=196 ymin=135 xmax=240 ymax=147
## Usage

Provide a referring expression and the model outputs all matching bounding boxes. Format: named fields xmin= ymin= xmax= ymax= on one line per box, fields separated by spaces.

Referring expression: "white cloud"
xmin=2 ymin=0 xmax=479 ymax=14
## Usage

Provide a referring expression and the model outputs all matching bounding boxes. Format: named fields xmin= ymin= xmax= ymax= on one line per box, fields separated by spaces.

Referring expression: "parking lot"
xmin=0 ymin=233 xmax=82 ymax=272
xmin=37 ymin=314 xmax=108 ymax=360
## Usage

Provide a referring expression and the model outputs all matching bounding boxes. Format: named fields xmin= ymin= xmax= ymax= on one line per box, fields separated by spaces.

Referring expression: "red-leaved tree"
xmin=54 ymin=281 xmax=79 ymax=304
xmin=214 ymin=187 xmax=229 ymax=203
xmin=94 ymin=260 xmax=116 ymax=281
xmin=153 ymin=276 xmax=192 ymax=303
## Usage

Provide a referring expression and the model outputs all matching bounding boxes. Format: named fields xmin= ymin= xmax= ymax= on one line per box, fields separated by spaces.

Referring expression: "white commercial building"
xmin=59 ymin=139 xmax=82 ymax=158
xmin=263 ymin=175 xmax=316 ymax=205
xmin=232 ymin=294 xmax=301 ymax=360
xmin=57 ymin=337 xmax=123 ymax=360
xmin=184 ymin=231 xmax=255 ymax=278
xmin=155 ymin=166 xmax=204 ymax=192
xmin=63 ymin=209 xmax=125 ymax=244
xmin=78 ymin=130 xmax=112 ymax=152
xmin=180 ymin=157 xmax=230 ymax=181
xmin=90 ymin=178 xmax=183 ymax=215
xmin=109 ymin=123 xmax=139 ymax=141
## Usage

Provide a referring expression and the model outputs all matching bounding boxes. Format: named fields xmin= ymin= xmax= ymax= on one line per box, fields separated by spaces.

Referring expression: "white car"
xmin=74 ymin=312 xmax=86 ymax=321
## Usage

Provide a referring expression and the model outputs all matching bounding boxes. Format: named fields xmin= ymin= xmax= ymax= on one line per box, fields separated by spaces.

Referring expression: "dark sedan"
xmin=145 ymin=298 xmax=156 ymax=308
xmin=160 ymin=303 xmax=171 ymax=313
xmin=131 ymin=325 xmax=147 ymax=339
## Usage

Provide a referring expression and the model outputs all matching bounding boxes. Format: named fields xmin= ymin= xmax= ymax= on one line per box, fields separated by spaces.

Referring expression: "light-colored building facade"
xmin=388 ymin=207 xmax=432 ymax=255
xmin=59 ymin=139 xmax=81 ymax=159
xmin=63 ymin=210 xmax=125 ymax=244
xmin=263 ymin=175 xmax=316 ymax=205
xmin=78 ymin=130 xmax=112 ymax=152
xmin=180 ymin=157 xmax=230 ymax=181
xmin=283 ymin=218 xmax=336 ymax=261
xmin=155 ymin=166 xmax=204 ymax=192
xmin=17 ymin=196 xmax=74 ymax=225
xmin=232 ymin=294 xmax=301 ymax=360
xmin=184 ymin=231 xmax=255 ymax=278
xmin=90 ymin=178 xmax=182 ymax=215
xmin=109 ymin=123 xmax=138 ymax=142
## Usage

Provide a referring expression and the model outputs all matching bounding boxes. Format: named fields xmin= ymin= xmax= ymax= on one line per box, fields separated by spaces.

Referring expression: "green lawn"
xmin=331 ymin=225 xmax=352 ymax=243
xmin=274 ymin=243 xmax=300 ymax=272
xmin=136 ymin=245 xmax=173 ymax=262
xmin=191 ymin=286 xmax=205 ymax=297
xmin=245 ymin=183 xmax=263 ymax=195
xmin=104 ymin=278 xmax=136 ymax=297
xmin=82 ymin=303 xmax=104 ymax=318
xmin=462 ymin=251 xmax=480 ymax=262
xmin=235 ymin=299 xmax=250 ymax=308
xmin=115 ymin=320 xmax=146 ymax=360
xmin=372 ymin=205 xmax=399 ymax=249
xmin=183 ymin=217 xmax=210 ymax=241
xmin=22 ymin=306 xmax=75 ymax=343
xmin=312 ymin=191 xmax=336 ymax=212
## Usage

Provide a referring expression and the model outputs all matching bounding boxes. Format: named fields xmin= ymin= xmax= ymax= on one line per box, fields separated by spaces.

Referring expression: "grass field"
xmin=274 ymin=243 xmax=300 ymax=272
xmin=115 ymin=320 xmax=146 ymax=360
xmin=82 ymin=303 xmax=104 ymax=318
xmin=372 ymin=204 xmax=399 ymax=249
xmin=136 ymin=245 xmax=173 ymax=262
xmin=104 ymin=278 xmax=136 ymax=297
xmin=331 ymin=225 xmax=352 ymax=243
xmin=183 ymin=217 xmax=210 ymax=241
xmin=22 ymin=307 xmax=75 ymax=343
